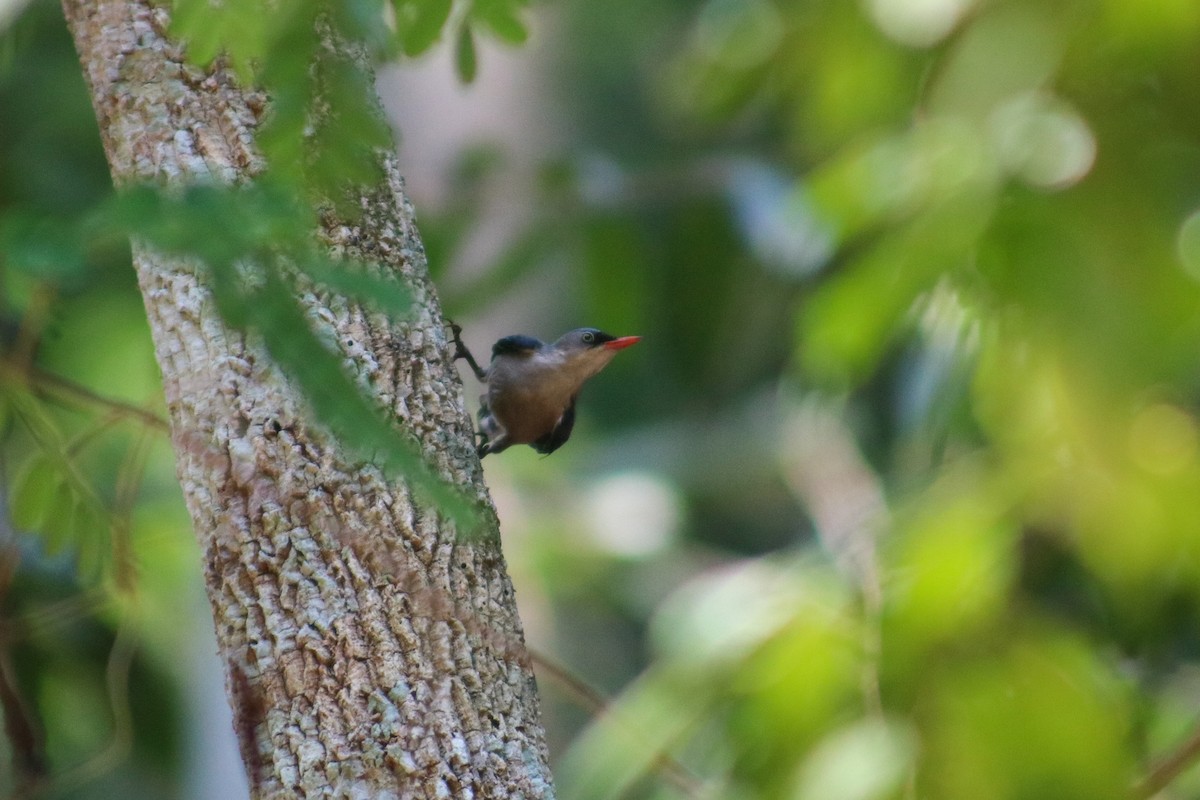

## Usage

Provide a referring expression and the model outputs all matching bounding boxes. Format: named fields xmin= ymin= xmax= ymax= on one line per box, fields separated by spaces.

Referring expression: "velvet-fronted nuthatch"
xmin=450 ymin=324 xmax=641 ymax=457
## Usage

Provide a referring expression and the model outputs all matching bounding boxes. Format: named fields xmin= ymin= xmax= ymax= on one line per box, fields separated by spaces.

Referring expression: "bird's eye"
xmin=582 ymin=331 xmax=595 ymax=344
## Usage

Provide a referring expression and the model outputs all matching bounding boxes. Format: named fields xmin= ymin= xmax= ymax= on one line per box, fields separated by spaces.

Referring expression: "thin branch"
xmin=43 ymin=431 xmax=150 ymax=792
xmin=9 ymin=286 xmax=55 ymax=375
xmin=0 ymin=591 xmax=110 ymax=642
xmin=530 ymin=649 xmax=707 ymax=798
xmin=49 ymin=609 xmax=138 ymax=794
xmin=0 ymin=451 xmax=47 ymax=797
xmin=110 ymin=426 xmax=152 ymax=591
xmin=4 ymin=362 xmax=169 ymax=433
xmin=0 ymin=636 xmax=46 ymax=795
xmin=1133 ymin=721 xmax=1200 ymax=799
xmin=529 ymin=649 xmax=608 ymax=715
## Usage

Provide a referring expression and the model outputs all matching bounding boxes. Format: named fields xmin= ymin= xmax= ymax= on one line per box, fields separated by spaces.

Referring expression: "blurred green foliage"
xmin=5 ymin=0 xmax=1200 ymax=798
xmin=531 ymin=0 xmax=1200 ymax=798
xmin=0 ymin=3 xmax=198 ymax=795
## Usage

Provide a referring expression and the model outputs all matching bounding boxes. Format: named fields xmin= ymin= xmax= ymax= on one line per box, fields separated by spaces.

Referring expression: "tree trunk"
xmin=60 ymin=2 xmax=555 ymax=797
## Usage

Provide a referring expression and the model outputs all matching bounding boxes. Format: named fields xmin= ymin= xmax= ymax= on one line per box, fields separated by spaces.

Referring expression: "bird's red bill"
xmin=604 ymin=336 xmax=641 ymax=351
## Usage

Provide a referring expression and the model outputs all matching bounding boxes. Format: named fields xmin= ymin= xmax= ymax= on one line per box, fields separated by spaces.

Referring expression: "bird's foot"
xmin=446 ymin=319 xmax=487 ymax=382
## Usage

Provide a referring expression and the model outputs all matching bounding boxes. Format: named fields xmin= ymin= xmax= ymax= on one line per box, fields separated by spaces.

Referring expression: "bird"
xmin=449 ymin=324 xmax=641 ymax=457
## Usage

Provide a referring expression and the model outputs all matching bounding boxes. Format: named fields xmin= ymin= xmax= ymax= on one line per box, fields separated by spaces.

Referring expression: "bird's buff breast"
xmin=486 ymin=375 xmax=571 ymax=444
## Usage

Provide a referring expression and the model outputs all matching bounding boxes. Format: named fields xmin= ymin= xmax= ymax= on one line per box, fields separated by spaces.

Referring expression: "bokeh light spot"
xmin=794 ymin=719 xmax=915 ymax=800
xmin=990 ymin=92 xmax=1096 ymax=190
xmin=1175 ymin=208 xmax=1200 ymax=281
xmin=1129 ymin=403 xmax=1197 ymax=475
xmin=584 ymin=471 xmax=681 ymax=557
xmin=866 ymin=0 xmax=974 ymax=47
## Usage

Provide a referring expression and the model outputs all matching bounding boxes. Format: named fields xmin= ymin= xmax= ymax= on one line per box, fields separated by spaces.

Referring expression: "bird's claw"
xmin=446 ymin=319 xmax=487 ymax=382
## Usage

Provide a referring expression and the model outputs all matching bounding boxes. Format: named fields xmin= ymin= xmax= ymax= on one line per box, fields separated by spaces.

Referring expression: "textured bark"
xmin=61 ymin=1 xmax=555 ymax=797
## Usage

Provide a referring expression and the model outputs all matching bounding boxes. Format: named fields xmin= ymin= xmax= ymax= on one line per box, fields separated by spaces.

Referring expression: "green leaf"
xmin=39 ymin=480 xmax=76 ymax=556
xmin=396 ymin=0 xmax=454 ymax=56
xmin=72 ymin=500 xmax=113 ymax=584
xmin=455 ymin=22 xmax=478 ymax=83
xmin=217 ymin=0 xmax=272 ymax=83
xmin=257 ymin=7 xmax=320 ymax=176
xmin=471 ymin=0 xmax=528 ymax=45
xmin=170 ymin=0 xmax=277 ymax=83
xmin=0 ymin=211 xmax=89 ymax=282
xmin=298 ymin=257 xmax=414 ymax=318
xmin=10 ymin=454 xmax=61 ymax=531
xmin=170 ymin=0 xmax=226 ymax=66
xmin=306 ymin=55 xmax=390 ymax=191
xmin=335 ymin=0 xmax=396 ymax=57
xmin=101 ymin=184 xmax=164 ymax=232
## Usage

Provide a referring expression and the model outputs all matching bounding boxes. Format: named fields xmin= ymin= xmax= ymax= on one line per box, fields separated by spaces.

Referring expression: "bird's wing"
xmin=533 ymin=396 xmax=577 ymax=455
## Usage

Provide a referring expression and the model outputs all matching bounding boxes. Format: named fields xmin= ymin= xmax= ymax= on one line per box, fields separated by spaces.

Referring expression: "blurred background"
xmin=5 ymin=0 xmax=1200 ymax=797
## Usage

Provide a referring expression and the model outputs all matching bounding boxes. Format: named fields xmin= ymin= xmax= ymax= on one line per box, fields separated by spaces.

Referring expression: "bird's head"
xmin=549 ymin=327 xmax=641 ymax=381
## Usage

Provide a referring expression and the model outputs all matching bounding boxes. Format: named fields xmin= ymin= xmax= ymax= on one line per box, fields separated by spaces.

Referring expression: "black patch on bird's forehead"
xmin=491 ymin=334 xmax=543 ymax=358
xmin=576 ymin=328 xmax=617 ymax=346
